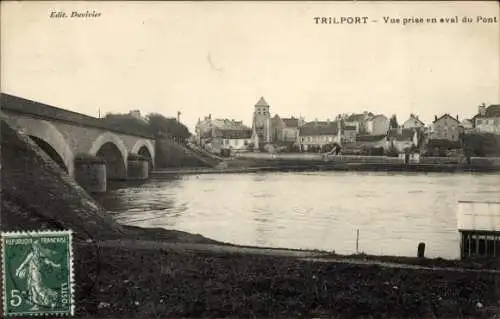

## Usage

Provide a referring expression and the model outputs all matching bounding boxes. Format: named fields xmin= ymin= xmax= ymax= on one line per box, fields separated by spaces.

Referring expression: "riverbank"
xmin=3 ymin=119 xmax=500 ymax=318
xmin=151 ymin=162 xmax=500 ymax=177
xmin=75 ymin=241 xmax=500 ymax=318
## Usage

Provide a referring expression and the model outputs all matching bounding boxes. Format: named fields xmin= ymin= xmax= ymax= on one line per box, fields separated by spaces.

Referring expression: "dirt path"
xmin=95 ymin=239 xmax=324 ymax=258
xmin=94 ymin=239 xmax=500 ymax=274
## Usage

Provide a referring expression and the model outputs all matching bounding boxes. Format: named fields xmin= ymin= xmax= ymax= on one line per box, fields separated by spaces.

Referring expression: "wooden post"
xmin=467 ymin=233 xmax=472 ymax=257
xmin=417 ymin=242 xmax=426 ymax=258
xmin=476 ymin=236 xmax=480 ymax=257
xmin=493 ymin=235 xmax=498 ymax=257
xmin=356 ymin=229 xmax=359 ymax=253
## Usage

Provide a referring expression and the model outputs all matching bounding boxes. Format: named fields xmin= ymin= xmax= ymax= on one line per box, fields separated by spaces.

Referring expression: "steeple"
xmin=255 ymin=96 xmax=269 ymax=107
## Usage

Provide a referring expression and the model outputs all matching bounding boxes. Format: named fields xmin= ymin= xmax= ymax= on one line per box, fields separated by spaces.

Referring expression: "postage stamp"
xmin=2 ymin=230 xmax=74 ymax=317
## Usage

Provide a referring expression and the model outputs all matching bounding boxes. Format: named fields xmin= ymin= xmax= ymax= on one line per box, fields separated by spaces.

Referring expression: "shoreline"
xmin=152 ymin=162 xmax=500 ymax=176
xmin=106 ymin=226 xmax=500 ymax=271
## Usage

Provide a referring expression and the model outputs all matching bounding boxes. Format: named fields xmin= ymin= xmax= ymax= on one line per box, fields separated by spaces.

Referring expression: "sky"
xmin=2 ymin=1 xmax=499 ymax=132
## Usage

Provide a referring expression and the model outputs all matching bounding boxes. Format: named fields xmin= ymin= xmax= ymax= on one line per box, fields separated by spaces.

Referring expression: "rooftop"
xmin=344 ymin=112 xmax=374 ymax=122
xmin=282 ymin=118 xmax=299 ymax=127
xmin=475 ymin=104 xmax=500 ymax=118
xmin=255 ymin=97 xmax=269 ymax=107
xmin=387 ymin=128 xmax=416 ymax=141
xmin=216 ymin=128 xmax=252 ymax=139
xmin=407 ymin=114 xmax=425 ymax=125
xmin=300 ymin=121 xmax=338 ymax=136
xmin=433 ymin=114 xmax=460 ymax=124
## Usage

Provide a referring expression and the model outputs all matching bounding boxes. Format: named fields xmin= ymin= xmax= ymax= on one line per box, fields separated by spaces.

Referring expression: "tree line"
xmin=102 ymin=112 xmax=191 ymax=142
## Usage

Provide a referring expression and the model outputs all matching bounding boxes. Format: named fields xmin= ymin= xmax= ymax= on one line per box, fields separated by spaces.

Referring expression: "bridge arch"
xmin=131 ymin=139 xmax=155 ymax=170
xmin=18 ymin=120 xmax=74 ymax=176
xmin=90 ymin=132 xmax=128 ymax=180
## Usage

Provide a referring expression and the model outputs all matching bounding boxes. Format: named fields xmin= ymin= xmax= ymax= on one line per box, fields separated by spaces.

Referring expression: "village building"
xmin=299 ymin=120 xmax=340 ymax=151
xmin=364 ymin=114 xmax=390 ymax=135
xmin=386 ymin=128 xmax=419 ymax=153
xmin=473 ymin=104 xmax=500 ymax=134
xmin=195 ymin=116 xmax=252 ymax=153
xmin=402 ymin=114 xmax=425 ymax=130
xmin=429 ymin=114 xmax=463 ymax=142
xmin=461 ymin=119 xmax=475 ymax=134
xmin=342 ymin=112 xmax=374 ymax=134
xmin=349 ymin=134 xmax=387 ymax=153
xmin=270 ymin=115 xmax=304 ymax=144
xmin=341 ymin=124 xmax=358 ymax=143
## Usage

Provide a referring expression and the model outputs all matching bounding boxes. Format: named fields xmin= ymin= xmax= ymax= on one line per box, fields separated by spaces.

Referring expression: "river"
xmin=93 ymin=171 xmax=500 ymax=259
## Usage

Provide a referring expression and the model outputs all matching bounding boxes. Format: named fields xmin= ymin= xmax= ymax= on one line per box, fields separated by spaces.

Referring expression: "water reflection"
xmin=92 ymin=171 xmax=500 ymax=259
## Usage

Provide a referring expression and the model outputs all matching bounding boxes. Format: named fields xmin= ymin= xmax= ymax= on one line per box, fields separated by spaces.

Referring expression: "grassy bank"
xmin=75 ymin=244 xmax=500 ymax=318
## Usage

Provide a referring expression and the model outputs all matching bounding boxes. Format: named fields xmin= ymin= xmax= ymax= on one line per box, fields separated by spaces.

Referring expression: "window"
xmin=477 ymin=119 xmax=482 ymax=125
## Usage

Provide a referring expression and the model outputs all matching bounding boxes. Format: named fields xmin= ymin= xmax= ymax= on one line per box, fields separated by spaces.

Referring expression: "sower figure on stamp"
xmin=15 ymin=240 xmax=61 ymax=310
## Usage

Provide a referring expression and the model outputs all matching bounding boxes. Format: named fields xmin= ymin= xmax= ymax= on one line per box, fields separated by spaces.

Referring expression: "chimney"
xmin=434 ymin=115 xmax=438 ymax=122
xmin=479 ymin=104 xmax=486 ymax=116
xmin=456 ymin=114 xmax=459 ymax=121
xmin=208 ymin=114 xmax=212 ymax=120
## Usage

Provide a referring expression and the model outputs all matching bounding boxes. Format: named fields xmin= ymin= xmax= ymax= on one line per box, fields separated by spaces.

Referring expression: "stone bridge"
xmin=1 ymin=93 xmax=155 ymax=181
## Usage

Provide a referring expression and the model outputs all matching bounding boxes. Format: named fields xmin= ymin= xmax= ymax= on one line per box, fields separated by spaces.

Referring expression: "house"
xmin=365 ymin=114 xmax=390 ymax=135
xmin=271 ymin=115 xmax=303 ymax=144
xmin=461 ymin=119 xmax=475 ymax=134
xmin=214 ymin=128 xmax=253 ymax=152
xmin=341 ymin=124 xmax=358 ymax=143
xmin=195 ymin=116 xmax=252 ymax=153
xmin=473 ymin=104 xmax=500 ymax=134
xmin=354 ymin=134 xmax=387 ymax=148
xmin=402 ymin=114 xmax=425 ymax=130
xmin=299 ymin=120 xmax=339 ymax=151
xmin=429 ymin=114 xmax=463 ymax=142
xmin=342 ymin=112 xmax=374 ymax=134
xmin=386 ymin=128 xmax=419 ymax=153
xmin=341 ymin=134 xmax=386 ymax=155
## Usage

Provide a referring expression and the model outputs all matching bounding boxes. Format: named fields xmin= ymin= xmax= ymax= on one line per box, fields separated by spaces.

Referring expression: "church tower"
xmin=252 ymin=97 xmax=271 ymax=144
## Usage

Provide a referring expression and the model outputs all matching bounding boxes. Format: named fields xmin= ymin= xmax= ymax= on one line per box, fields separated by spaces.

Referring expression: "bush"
xmin=463 ymin=133 xmax=500 ymax=157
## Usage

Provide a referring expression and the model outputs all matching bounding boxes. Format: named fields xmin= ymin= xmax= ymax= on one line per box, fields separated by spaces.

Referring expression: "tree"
xmin=101 ymin=113 xmax=152 ymax=136
xmin=146 ymin=113 xmax=191 ymax=142
xmin=389 ymin=114 xmax=399 ymax=129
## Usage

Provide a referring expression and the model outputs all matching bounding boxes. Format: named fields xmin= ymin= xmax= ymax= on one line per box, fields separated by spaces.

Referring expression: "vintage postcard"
xmin=1 ymin=1 xmax=499 ymax=318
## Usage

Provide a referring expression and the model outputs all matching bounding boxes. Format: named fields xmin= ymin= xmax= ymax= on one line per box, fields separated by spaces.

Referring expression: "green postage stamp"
xmin=2 ymin=230 xmax=74 ymax=316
